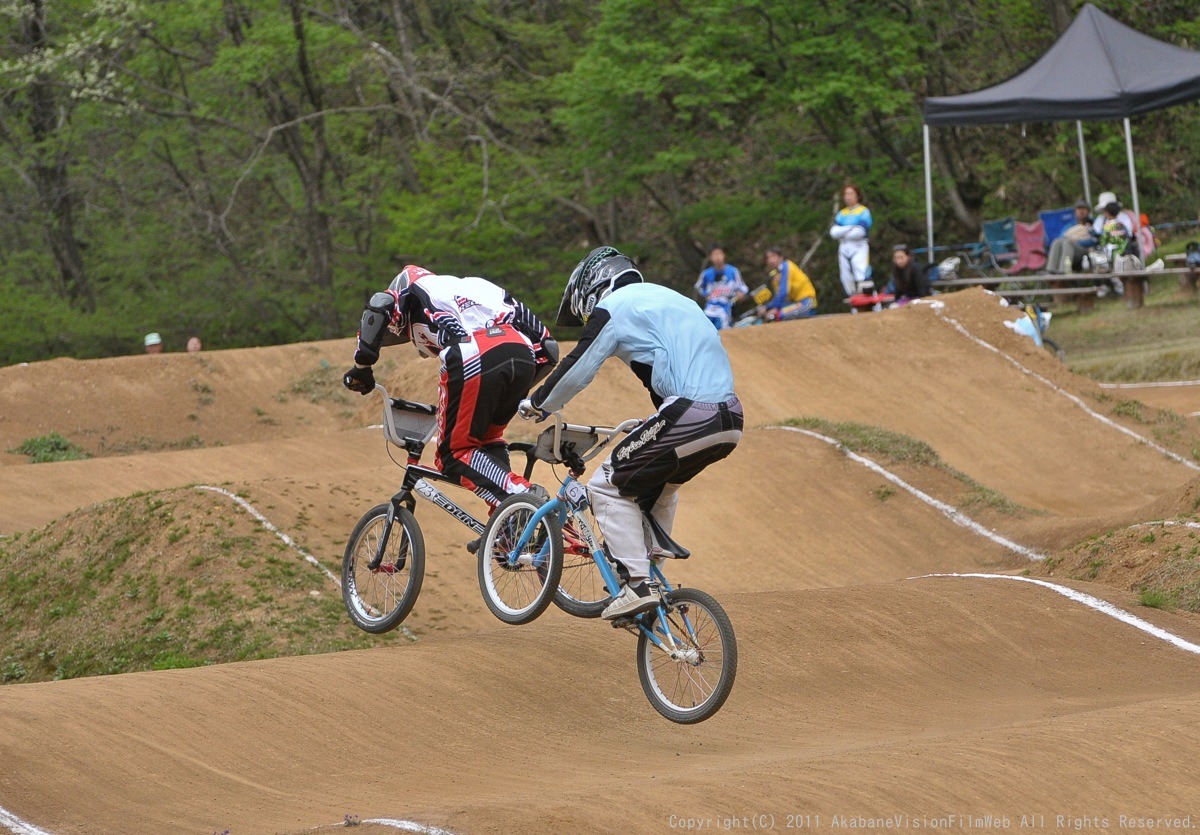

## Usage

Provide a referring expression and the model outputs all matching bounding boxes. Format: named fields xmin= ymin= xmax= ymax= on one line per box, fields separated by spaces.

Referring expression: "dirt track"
xmin=3 ymin=290 xmax=1200 ymax=833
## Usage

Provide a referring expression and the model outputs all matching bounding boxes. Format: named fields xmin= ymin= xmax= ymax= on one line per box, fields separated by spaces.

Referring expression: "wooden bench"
xmin=1164 ymin=253 xmax=1199 ymax=297
xmin=936 ymin=267 xmax=1196 ymax=310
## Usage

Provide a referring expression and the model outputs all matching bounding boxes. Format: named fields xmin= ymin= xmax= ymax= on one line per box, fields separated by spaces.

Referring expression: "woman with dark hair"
xmin=886 ymin=244 xmax=931 ymax=306
xmin=829 ymin=183 xmax=873 ymax=297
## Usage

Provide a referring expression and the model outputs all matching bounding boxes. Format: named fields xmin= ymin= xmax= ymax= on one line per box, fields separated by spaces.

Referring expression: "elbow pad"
xmin=354 ymin=292 xmax=399 ymax=366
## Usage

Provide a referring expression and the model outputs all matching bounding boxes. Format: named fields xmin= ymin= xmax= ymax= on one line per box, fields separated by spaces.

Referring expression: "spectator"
xmin=1046 ymin=200 xmax=1096 ymax=274
xmin=186 ymin=336 xmax=203 ymax=353
xmin=759 ymin=247 xmax=817 ymax=321
xmin=829 ymin=183 xmax=873 ymax=297
xmin=694 ymin=244 xmax=748 ymax=330
xmin=1093 ymin=197 xmax=1136 ymax=261
xmin=885 ymin=244 xmax=931 ymax=305
xmin=144 ymin=333 xmax=163 ymax=354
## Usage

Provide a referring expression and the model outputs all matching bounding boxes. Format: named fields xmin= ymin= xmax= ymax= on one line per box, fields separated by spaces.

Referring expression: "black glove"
xmin=343 ymin=365 xmax=375 ymax=395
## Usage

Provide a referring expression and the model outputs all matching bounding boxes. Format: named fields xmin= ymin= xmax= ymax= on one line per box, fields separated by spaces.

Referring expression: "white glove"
xmin=517 ymin=398 xmax=545 ymax=421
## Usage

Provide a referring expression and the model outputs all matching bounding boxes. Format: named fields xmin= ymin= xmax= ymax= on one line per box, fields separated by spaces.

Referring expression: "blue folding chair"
xmin=1039 ymin=207 xmax=1076 ymax=248
xmin=982 ymin=217 xmax=1017 ymax=270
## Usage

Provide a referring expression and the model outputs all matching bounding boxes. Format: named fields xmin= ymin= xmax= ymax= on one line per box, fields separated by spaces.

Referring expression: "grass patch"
xmin=784 ymin=418 xmax=939 ymax=466
xmin=783 ymin=417 xmax=1032 ymax=516
xmin=286 ymin=363 xmax=350 ymax=405
xmin=1139 ymin=588 xmax=1171 ymax=609
xmin=1052 ymin=275 xmax=1200 ymax=382
xmin=8 ymin=432 xmax=90 ymax=463
xmin=0 ymin=489 xmax=414 ymax=685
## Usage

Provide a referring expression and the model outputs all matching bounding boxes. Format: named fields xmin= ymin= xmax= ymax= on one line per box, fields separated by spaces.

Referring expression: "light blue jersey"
xmin=532 ymin=282 xmax=737 ymax=412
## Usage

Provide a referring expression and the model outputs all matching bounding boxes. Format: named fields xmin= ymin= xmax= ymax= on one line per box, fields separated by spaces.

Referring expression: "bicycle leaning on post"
xmin=477 ymin=412 xmax=738 ymax=724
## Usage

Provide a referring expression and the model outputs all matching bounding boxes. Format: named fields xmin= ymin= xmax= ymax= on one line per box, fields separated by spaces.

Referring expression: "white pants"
xmin=587 ymin=465 xmax=679 ymax=583
xmin=838 ymin=240 xmax=871 ymax=296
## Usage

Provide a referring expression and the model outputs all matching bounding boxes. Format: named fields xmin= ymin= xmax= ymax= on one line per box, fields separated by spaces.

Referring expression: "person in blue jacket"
xmin=519 ymin=246 xmax=744 ymax=620
xmin=694 ymin=244 xmax=748 ymax=330
xmin=829 ymin=183 xmax=873 ymax=297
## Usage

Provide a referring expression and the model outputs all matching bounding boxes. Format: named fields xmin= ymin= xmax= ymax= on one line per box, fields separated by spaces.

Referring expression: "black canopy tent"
xmin=919 ymin=3 xmax=1200 ymax=255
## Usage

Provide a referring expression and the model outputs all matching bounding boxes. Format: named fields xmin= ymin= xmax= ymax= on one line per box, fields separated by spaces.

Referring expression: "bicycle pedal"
xmin=610 ymin=617 xmax=642 ymax=634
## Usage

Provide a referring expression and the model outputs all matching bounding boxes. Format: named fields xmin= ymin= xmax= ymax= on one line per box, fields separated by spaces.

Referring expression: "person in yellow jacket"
xmin=756 ymin=247 xmax=818 ymax=321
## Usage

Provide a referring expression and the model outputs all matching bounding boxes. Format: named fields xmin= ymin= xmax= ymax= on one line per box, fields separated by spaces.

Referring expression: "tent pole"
xmin=1124 ymin=117 xmax=1140 ymax=222
xmin=924 ymin=123 xmax=934 ymax=257
xmin=1076 ymin=121 xmax=1091 ymax=208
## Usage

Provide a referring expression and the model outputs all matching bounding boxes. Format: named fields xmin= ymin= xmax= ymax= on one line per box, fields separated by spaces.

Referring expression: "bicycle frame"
xmin=368 ymin=384 xmax=536 ymax=570
xmin=504 ymin=413 xmax=706 ymax=658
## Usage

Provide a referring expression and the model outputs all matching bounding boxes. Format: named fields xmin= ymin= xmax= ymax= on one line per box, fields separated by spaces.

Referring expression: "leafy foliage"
xmin=2 ymin=0 xmax=1200 ymax=364
xmin=9 ymin=432 xmax=90 ymax=463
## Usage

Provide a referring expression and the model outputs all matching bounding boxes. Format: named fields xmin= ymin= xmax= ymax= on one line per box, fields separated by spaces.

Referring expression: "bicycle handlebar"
xmin=544 ymin=411 xmax=642 ymax=464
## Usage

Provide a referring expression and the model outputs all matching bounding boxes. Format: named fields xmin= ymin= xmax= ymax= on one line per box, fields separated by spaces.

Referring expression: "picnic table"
xmin=935 ymin=266 xmax=1198 ymax=310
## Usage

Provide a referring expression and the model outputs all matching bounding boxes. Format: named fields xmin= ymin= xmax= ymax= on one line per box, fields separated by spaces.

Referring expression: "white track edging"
xmin=0 ymin=807 xmax=52 ymax=835
xmin=930 ymin=308 xmax=1200 ymax=473
xmin=770 ymin=425 xmax=1047 ymax=561
xmin=1100 ymin=379 xmax=1200 ymax=389
xmin=193 ymin=485 xmax=341 ymax=588
xmin=359 ymin=820 xmax=456 ymax=834
xmin=917 ymin=573 xmax=1200 ymax=657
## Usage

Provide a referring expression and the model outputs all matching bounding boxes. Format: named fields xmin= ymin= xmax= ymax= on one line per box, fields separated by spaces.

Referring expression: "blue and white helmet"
xmin=556 ymin=246 xmax=643 ymax=327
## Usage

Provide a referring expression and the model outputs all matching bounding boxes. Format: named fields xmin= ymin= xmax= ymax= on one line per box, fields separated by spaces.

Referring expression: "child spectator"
xmin=885 ymin=245 xmax=931 ymax=305
xmin=694 ymin=244 xmax=748 ymax=330
xmin=759 ymin=247 xmax=818 ymax=321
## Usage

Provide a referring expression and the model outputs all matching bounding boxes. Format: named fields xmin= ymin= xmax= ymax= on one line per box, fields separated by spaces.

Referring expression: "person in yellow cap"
xmin=144 ymin=333 xmax=163 ymax=354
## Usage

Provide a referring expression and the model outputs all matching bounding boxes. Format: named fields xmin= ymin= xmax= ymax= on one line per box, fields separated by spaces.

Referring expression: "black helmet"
xmin=556 ymin=246 xmax=643 ymax=327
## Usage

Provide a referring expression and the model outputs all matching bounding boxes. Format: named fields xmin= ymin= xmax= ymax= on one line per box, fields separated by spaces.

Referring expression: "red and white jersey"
xmin=407 ymin=273 xmax=544 ymax=362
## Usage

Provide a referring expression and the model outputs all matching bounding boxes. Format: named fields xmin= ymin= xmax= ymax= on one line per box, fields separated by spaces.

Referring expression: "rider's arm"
xmin=504 ymin=293 xmax=551 ymax=347
xmin=529 ymin=308 xmax=619 ymax=413
xmin=767 ymin=264 xmax=789 ymax=310
xmin=353 ymin=290 xmax=402 ymax=366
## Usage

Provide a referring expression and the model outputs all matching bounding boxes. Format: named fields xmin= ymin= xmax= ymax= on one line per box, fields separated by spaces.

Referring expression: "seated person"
xmin=1093 ymin=198 xmax=1138 ymax=262
xmin=758 ymin=246 xmax=818 ymax=320
xmin=1046 ymin=200 xmax=1096 ymax=274
xmin=884 ymin=244 xmax=931 ymax=305
xmin=694 ymin=244 xmax=748 ymax=330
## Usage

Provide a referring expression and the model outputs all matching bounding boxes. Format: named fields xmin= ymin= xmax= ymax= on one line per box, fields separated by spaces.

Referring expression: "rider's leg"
xmin=437 ymin=340 xmax=537 ymax=508
xmin=591 ymin=397 xmax=744 ymax=618
xmin=838 ymin=245 xmax=858 ymax=297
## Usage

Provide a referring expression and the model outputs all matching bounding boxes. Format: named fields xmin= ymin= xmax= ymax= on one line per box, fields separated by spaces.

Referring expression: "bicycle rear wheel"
xmin=478 ymin=493 xmax=563 ymax=625
xmin=342 ymin=503 xmax=425 ymax=634
xmin=637 ymin=587 xmax=737 ymax=724
xmin=554 ymin=512 xmax=614 ymax=618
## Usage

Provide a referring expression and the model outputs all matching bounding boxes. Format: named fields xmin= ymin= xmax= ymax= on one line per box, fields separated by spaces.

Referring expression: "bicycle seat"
xmin=389 ymin=398 xmax=436 ymax=415
xmin=645 ymin=514 xmax=690 ymax=559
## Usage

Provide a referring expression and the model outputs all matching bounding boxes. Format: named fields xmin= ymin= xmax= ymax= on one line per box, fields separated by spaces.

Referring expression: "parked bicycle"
xmin=340 ymin=385 xmax=562 ymax=633
xmin=477 ymin=413 xmax=738 ymax=724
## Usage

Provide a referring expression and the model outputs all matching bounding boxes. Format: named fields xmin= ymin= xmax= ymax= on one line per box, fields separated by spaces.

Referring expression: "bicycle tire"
xmin=553 ymin=511 xmax=614 ymax=619
xmin=637 ymin=587 xmax=737 ymax=724
xmin=477 ymin=493 xmax=563 ymax=625
xmin=1042 ymin=337 xmax=1065 ymax=361
xmin=342 ymin=503 xmax=425 ymax=634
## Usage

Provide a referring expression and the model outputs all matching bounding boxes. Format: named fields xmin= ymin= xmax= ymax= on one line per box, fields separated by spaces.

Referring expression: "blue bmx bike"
xmin=477 ymin=413 xmax=738 ymax=724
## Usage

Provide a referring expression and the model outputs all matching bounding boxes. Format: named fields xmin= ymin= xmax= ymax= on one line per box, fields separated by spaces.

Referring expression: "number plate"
xmin=564 ymin=480 xmax=588 ymax=508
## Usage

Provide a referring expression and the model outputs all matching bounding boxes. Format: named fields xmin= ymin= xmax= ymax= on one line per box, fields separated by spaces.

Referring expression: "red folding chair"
xmin=1005 ymin=220 xmax=1047 ymax=274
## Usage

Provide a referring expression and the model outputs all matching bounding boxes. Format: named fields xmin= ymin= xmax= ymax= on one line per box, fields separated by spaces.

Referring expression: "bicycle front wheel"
xmin=554 ymin=512 xmax=614 ymax=619
xmin=478 ymin=493 xmax=563 ymax=625
xmin=637 ymin=587 xmax=737 ymax=724
xmin=342 ymin=503 xmax=425 ymax=634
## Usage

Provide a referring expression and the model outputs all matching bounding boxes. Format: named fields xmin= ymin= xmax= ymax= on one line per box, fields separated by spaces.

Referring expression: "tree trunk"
xmin=23 ymin=0 xmax=94 ymax=312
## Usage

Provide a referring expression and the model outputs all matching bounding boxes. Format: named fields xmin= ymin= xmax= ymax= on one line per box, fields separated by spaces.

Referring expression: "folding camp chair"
xmin=1038 ymin=207 xmax=1076 ymax=248
xmin=1004 ymin=220 xmax=1047 ymax=274
xmin=982 ymin=217 xmax=1017 ymax=271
